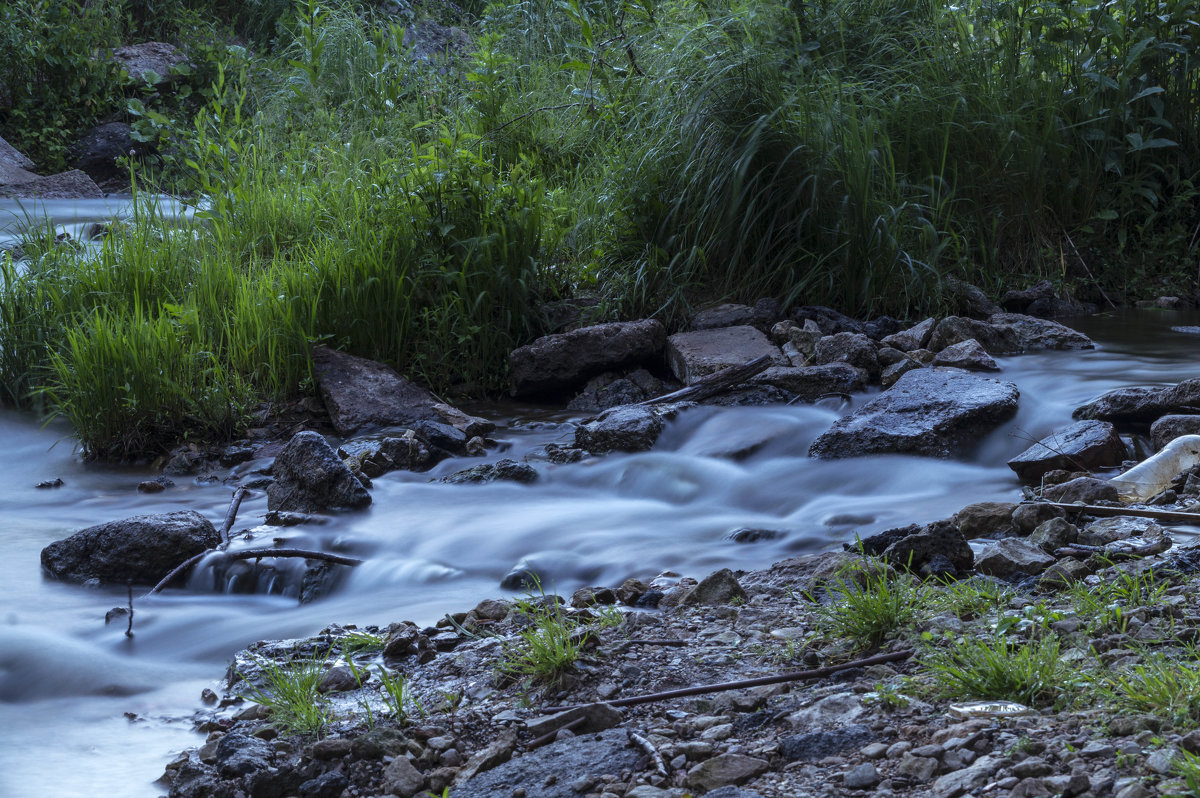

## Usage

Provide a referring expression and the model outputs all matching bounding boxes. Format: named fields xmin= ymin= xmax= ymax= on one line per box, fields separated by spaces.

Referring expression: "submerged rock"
xmin=809 ymin=369 xmax=1019 ymax=459
xmin=1006 ymin=420 xmax=1127 ymax=482
xmin=508 ymin=320 xmax=666 ymax=398
xmin=40 ymin=510 xmax=219 ymax=585
xmin=267 ymin=431 xmax=372 ymax=513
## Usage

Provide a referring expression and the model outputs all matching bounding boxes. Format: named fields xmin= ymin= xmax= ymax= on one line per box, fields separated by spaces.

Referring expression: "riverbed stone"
xmin=1030 ymin=517 xmax=1078 ymax=552
xmin=690 ymin=300 xmax=779 ymax=332
xmin=928 ymin=317 xmax=1016 ymax=354
xmin=860 ymin=520 xmax=974 ymax=575
xmin=808 ymin=368 xmax=1019 ymax=459
xmin=267 ymin=431 xmax=372 ymax=513
xmin=215 ymin=732 xmax=274 ymax=778
xmin=790 ymin=306 xmax=867 ymax=336
xmin=383 ymin=756 xmax=425 ymax=796
xmin=1078 ymin=517 xmax=1166 ymax=546
xmin=881 ymin=359 xmax=920 ymax=387
xmin=452 ymin=728 xmax=633 ymax=797
xmin=312 ymin=346 xmax=441 ymax=435
xmin=1007 ymin=420 xmax=1127 ymax=482
xmin=751 ymin=363 xmax=864 ymax=399
xmin=974 ymin=538 xmax=1056 ymax=577
xmin=811 ymin=332 xmax=880 ymax=379
xmin=932 ymin=339 xmax=999 ymax=371
xmin=1151 ymin=415 xmax=1200 ymax=450
xmin=683 ymin=568 xmax=747 ymax=606
xmin=666 ymin=326 xmax=787 ymax=385
xmin=988 ymin=312 xmax=1094 ymax=352
xmin=881 ymin=318 xmax=935 ymax=352
xmin=40 ymin=510 xmax=219 ymax=585
xmin=509 ymin=320 xmax=666 ymax=398
xmin=686 ymin=753 xmax=769 ymax=791
xmin=1075 ymin=378 xmax=1200 ymax=424
xmin=574 ymin=403 xmax=685 ymax=453
xmin=1012 ymin=502 xmax=1066 ymax=533
xmin=781 ymin=725 xmax=874 ymax=761
xmin=439 ymin=459 xmax=538 ymax=485
xmin=954 ymin=502 xmax=1017 ymax=538
xmin=1041 ymin=476 xmax=1119 ymax=504
xmin=0 ymin=167 xmax=102 ymax=199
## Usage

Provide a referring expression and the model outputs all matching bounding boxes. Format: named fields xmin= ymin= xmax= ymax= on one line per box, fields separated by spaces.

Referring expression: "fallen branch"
xmin=542 ymin=649 xmax=912 ymax=713
xmin=526 ymin=716 xmax=587 ymax=750
xmin=1046 ymin=503 xmax=1200 ymax=525
xmin=628 ymin=730 xmax=668 ymax=776
xmin=640 ymin=355 xmax=773 ymax=406
xmin=146 ymin=551 xmax=209 ymax=596
xmin=222 ymin=548 xmax=363 ymax=567
xmin=219 ymin=487 xmax=249 ymax=549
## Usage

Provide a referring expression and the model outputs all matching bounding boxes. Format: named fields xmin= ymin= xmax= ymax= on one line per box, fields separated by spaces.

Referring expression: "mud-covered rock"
xmin=40 ymin=510 xmax=218 ymax=585
xmin=267 ymin=431 xmax=372 ymax=513
xmin=1007 ymin=420 xmax=1127 ymax=482
xmin=509 ymin=320 xmax=666 ymax=398
xmin=809 ymin=369 xmax=1019 ymax=459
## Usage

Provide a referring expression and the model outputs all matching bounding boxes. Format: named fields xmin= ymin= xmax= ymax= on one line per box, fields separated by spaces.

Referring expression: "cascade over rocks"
xmin=809 ymin=368 xmax=1019 ymax=459
xmin=509 ymin=320 xmax=667 ymax=398
xmin=40 ymin=510 xmax=219 ymax=585
xmin=267 ymin=431 xmax=372 ymax=513
xmin=1006 ymin=420 xmax=1127 ymax=482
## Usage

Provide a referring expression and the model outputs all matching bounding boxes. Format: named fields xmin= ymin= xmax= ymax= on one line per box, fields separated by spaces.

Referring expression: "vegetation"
xmin=811 ymin=567 xmax=930 ymax=649
xmin=924 ymin=634 xmax=1069 ymax=708
xmin=498 ymin=590 xmax=590 ymax=687
xmin=3 ymin=0 xmax=1200 ymax=455
xmin=238 ymin=652 xmax=332 ymax=737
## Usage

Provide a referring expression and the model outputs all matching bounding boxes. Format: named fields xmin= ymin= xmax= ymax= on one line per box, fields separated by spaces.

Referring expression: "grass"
xmin=238 ymin=652 xmax=332 ymax=737
xmin=1104 ymin=651 xmax=1200 ymax=729
xmin=811 ymin=567 xmax=930 ymax=650
xmin=924 ymin=634 xmax=1069 ymax=709
xmin=378 ymin=666 xmax=422 ymax=725
xmin=498 ymin=588 xmax=590 ymax=687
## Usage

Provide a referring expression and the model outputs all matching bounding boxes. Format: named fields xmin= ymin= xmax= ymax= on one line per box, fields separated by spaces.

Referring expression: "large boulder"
xmin=1074 ymin=378 xmax=1200 ymax=425
xmin=267 ymin=431 xmax=372 ymax=513
xmin=0 ymin=134 xmax=36 ymax=185
xmin=809 ymin=369 xmax=1019 ymax=459
xmin=987 ymin=312 xmax=1094 ymax=352
xmin=40 ymin=510 xmax=218 ymax=585
xmin=974 ymin=538 xmax=1056 ymax=577
xmin=666 ymin=325 xmax=786 ymax=385
xmin=311 ymin=346 xmax=441 ymax=435
xmin=928 ymin=316 xmax=1018 ymax=354
xmin=0 ymin=134 xmax=104 ymax=198
xmin=1006 ymin=420 xmax=1127 ymax=482
xmin=1152 ymin=415 xmax=1200 ymax=450
xmin=110 ymin=42 xmax=187 ymax=84
xmin=68 ymin=122 xmax=139 ymax=187
xmin=508 ymin=320 xmax=666 ymax=398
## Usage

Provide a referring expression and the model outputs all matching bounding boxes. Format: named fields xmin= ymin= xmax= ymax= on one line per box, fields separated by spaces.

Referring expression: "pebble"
xmin=843 ymin=763 xmax=878 ymax=789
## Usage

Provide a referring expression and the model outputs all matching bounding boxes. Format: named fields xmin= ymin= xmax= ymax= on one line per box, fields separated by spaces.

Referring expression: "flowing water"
xmin=1 ymin=200 xmax=1199 ymax=796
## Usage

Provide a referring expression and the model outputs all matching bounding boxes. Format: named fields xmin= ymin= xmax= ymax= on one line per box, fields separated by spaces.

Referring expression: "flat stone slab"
xmin=751 ymin=364 xmax=864 ymax=399
xmin=450 ymin=728 xmax=638 ymax=798
xmin=809 ymin=368 xmax=1019 ymax=459
xmin=312 ymin=346 xmax=441 ymax=435
xmin=508 ymin=320 xmax=666 ymax=398
xmin=1007 ymin=420 xmax=1127 ymax=482
xmin=667 ymin=325 xmax=786 ymax=385
xmin=1074 ymin=378 xmax=1200 ymax=424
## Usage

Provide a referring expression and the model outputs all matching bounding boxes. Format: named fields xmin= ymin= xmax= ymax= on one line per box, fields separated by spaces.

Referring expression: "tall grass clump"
xmin=238 ymin=652 xmax=332 ymax=737
xmin=924 ymin=635 xmax=1069 ymax=709
xmin=812 ymin=565 xmax=930 ymax=649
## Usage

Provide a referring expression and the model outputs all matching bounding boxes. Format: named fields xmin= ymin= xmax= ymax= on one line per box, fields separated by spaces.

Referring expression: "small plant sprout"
xmin=378 ymin=666 xmax=422 ymax=725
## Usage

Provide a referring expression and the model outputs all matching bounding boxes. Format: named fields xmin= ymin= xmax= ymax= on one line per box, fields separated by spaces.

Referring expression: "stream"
xmin=1 ymin=199 xmax=1199 ymax=797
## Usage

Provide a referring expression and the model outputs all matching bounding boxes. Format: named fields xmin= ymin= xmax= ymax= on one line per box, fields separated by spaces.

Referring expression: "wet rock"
xmin=974 ymin=538 xmax=1056 ymax=577
xmin=881 ymin=318 xmax=935 ymax=351
xmin=616 ymin=578 xmax=650 ymax=605
xmin=988 ymin=313 xmax=1093 ymax=352
xmin=473 ymin=598 xmax=511 ymax=620
xmin=266 ymin=431 xmax=372 ymax=513
xmin=690 ymin=301 xmax=779 ymax=332
xmin=1041 ymin=476 xmax=1119 ymax=504
xmin=683 ymin=568 xmax=747 ymax=606
xmin=1012 ymin=503 xmax=1066 ymax=533
xmin=727 ymin=528 xmax=783 ymax=543
xmin=68 ymin=122 xmax=139 ymax=186
xmin=567 ymin=369 xmax=666 ymax=412
xmin=1079 ymin=516 xmax=1166 ymax=546
xmin=352 ymin=728 xmax=408 ymax=760
xmin=312 ymin=346 xmax=441 ymax=435
xmin=215 ymin=732 xmax=274 ymax=778
xmin=525 ymin=703 xmax=623 ymax=737
xmin=35 ymin=477 xmax=64 ymax=489
xmin=954 ymin=502 xmax=1017 ymax=539
xmin=383 ymin=756 xmax=425 ymax=796
xmin=111 ymin=41 xmax=187 ymax=84
xmin=0 ymin=167 xmax=102 ymax=199
xmin=932 ymin=339 xmax=999 ymax=371
xmin=410 ymin=420 xmax=468 ymax=455
xmin=383 ymin=625 xmax=420 ymax=658
xmin=811 ymin=332 xmax=879 ymax=379
xmin=928 ymin=317 xmax=1014 ymax=353
xmin=666 ymin=326 xmax=786 ymax=385
xmin=317 ymin=665 xmax=366 ymax=693
xmin=440 ymin=459 xmax=538 ymax=485
xmin=309 ymin=737 xmax=353 ymax=760
xmin=509 ymin=320 xmax=666 ymax=398
xmin=686 ymin=753 xmax=768 ymax=792
xmin=1075 ymin=378 xmax=1200 ymax=424
xmin=574 ymin=404 xmax=680 ymax=454
xmin=780 ymin=725 xmax=873 ymax=761
xmin=40 ymin=510 xmax=218 ymax=585
xmin=1151 ymin=415 xmax=1200 ymax=450
xmin=452 ymin=728 xmax=634 ymax=797
xmin=298 ymin=771 xmax=348 ymax=798
xmin=791 ymin=306 xmax=868 ymax=336
xmin=1030 ymin=518 xmax=1078 ymax=552
xmin=945 ymin=277 xmax=1002 ymax=319
xmin=743 ymin=551 xmax=886 ymax=596
xmin=1001 ymin=280 xmax=1057 ymax=313
xmin=931 ymin=754 xmax=999 ymax=797
xmin=859 ymin=520 xmax=973 ymax=574
xmin=751 ymin=363 xmax=864 ymax=399
xmin=570 ymin=586 xmax=616 ymax=607
xmin=843 ymin=762 xmax=879 ymax=789
xmin=808 ymin=369 xmax=1019 ymax=459
xmin=1007 ymin=420 xmax=1127 ymax=482
xmin=340 ymin=432 xmax=437 ymax=478
xmin=881 ymin=359 xmax=920 ymax=387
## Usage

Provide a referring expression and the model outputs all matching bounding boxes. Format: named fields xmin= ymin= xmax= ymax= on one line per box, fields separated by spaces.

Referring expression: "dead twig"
xmin=526 ymin=716 xmax=587 ymax=750
xmin=125 ymin=583 xmax=134 ymax=638
xmin=1055 ymin=538 xmax=1172 ymax=560
xmin=222 ymin=548 xmax=363 ymax=567
xmin=219 ymin=487 xmax=249 ymax=549
xmin=542 ymin=650 xmax=913 ymax=713
xmin=628 ymin=730 xmax=668 ymax=776
xmin=639 ymin=355 xmax=773 ymax=406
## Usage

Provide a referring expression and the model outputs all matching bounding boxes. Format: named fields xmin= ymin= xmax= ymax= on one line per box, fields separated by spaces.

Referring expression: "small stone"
xmin=1147 ymin=749 xmax=1176 ymax=774
xmin=309 ymin=737 xmax=353 ymax=759
xmin=317 ymin=665 xmax=366 ymax=693
xmin=844 ymin=762 xmax=879 ymax=789
xmin=382 ymin=756 xmax=425 ymax=797
xmin=35 ymin=478 xmax=64 ymax=489
xmin=898 ymin=753 xmax=939 ymax=782
xmin=1012 ymin=757 xmax=1052 ymax=778
xmin=683 ymin=568 xmax=747 ymax=606
xmin=685 ymin=753 xmax=768 ymax=791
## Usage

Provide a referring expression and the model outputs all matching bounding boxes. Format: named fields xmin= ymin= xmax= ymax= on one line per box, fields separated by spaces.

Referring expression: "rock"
xmin=382 ymin=756 xmax=425 ymax=796
xmin=811 ymin=332 xmax=879 ymax=379
xmin=383 ymin=625 xmax=420 ymax=658
xmin=524 ymin=703 xmax=623 ymax=737
xmin=780 ymin=725 xmax=873 ymax=761
xmin=988 ymin=313 xmax=1093 ymax=351
xmin=340 ymin=432 xmax=436 ymax=477
xmin=411 ymin=420 xmax=468 ymax=454
xmin=727 ymin=528 xmax=783 ymax=543
xmin=1030 ymin=518 xmax=1078 ymax=552
xmin=945 ymin=277 xmax=1001 ymax=319
xmin=309 ymin=737 xmax=353 ymax=760
xmin=787 ymin=692 xmax=867 ymax=728
xmin=1152 ymin=415 xmax=1200 ymax=450
xmin=439 ymin=459 xmax=538 ymax=485
xmin=1001 ymin=280 xmax=1057 ymax=313
xmin=214 ymin=732 xmax=274 ymax=778
xmin=508 ymin=320 xmax=666 ymax=398
xmin=790 ymin=306 xmax=867 ymax=336
xmin=742 ymin=552 xmax=888 ymax=596
xmin=898 ymin=753 xmax=939 ymax=782
xmin=686 ymin=753 xmax=769 ymax=791
xmin=1007 ymin=420 xmax=1127 ymax=482
xmin=0 ymin=135 xmax=35 ymax=183
xmin=929 ymin=317 xmax=1012 ymax=354
xmin=0 ymin=168 xmax=102 ymax=199
xmin=881 ymin=359 xmax=920 ymax=387
xmin=1041 ymin=476 xmax=1119 ymax=504
xmin=931 ymin=754 xmax=998 ymax=798
xmin=859 ymin=520 xmax=973 ymax=574
xmin=932 ymin=339 xmax=999 ymax=371
xmin=974 ymin=538 xmax=1056 ymax=577
xmin=298 ymin=771 xmax=348 ymax=798
xmin=67 ymin=122 xmax=139 ymax=186
xmin=574 ymin=404 xmax=683 ymax=454
xmin=683 ymin=568 xmax=747 ymax=605
xmin=431 ymin=403 xmax=495 ymax=438
xmin=111 ymin=42 xmax=187 ymax=84
xmin=352 ymin=729 xmax=408 ymax=760
xmin=312 ymin=346 xmax=441 ymax=435
xmin=451 ymin=728 xmax=636 ymax=798
xmin=844 ymin=762 xmax=879 ymax=789
xmin=666 ymin=326 xmax=786 ymax=385
xmin=401 ymin=19 xmax=472 ymax=61
xmin=1078 ymin=517 xmax=1166 ymax=546
xmin=570 ymin=586 xmax=616 ymax=606
xmin=751 ymin=363 xmax=864 ymax=399
xmin=317 ymin=665 xmax=365 ymax=693
xmin=954 ymin=502 xmax=1016 ymax=539
xmin=40 ymin=510 xmax=218 ymax=585
xmin=1012 ymin=503 xmax=1066 ymax=533
xmin=567 ymin=369 xmax=665 ymax=412
xmin=690 ymin=301 xmax=779 ymax=332
xmin=1075 ymin=378 xmax=1200 ymax=424
xmin=881 ymin=318 xmax=935 ymax=351
xmin=809 ymin=369 xmax=1019 ymax=459
xmin=266 ymin=431 xmax=372 ymax=513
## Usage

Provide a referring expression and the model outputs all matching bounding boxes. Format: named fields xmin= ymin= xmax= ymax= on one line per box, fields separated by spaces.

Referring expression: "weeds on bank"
xmin=238 ymin=653 xmax=331 ymax=737
xmin=377 ymin=666 xmax=422 ymax=725
xmin=1068 ymin=564 xmax=1166 ymax=633
xmin=1103 ymin=650 xmax=1200 ymax=729
xmin=498 ymin=583 xmax=589 ymax=687
xmin=1171 ymin=750 xmax=1200 ymax=794
xmin=811 ymin=566 xmax=930 ymax=650
xmin=923 ymin=634 xmax=1068 ymax=709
